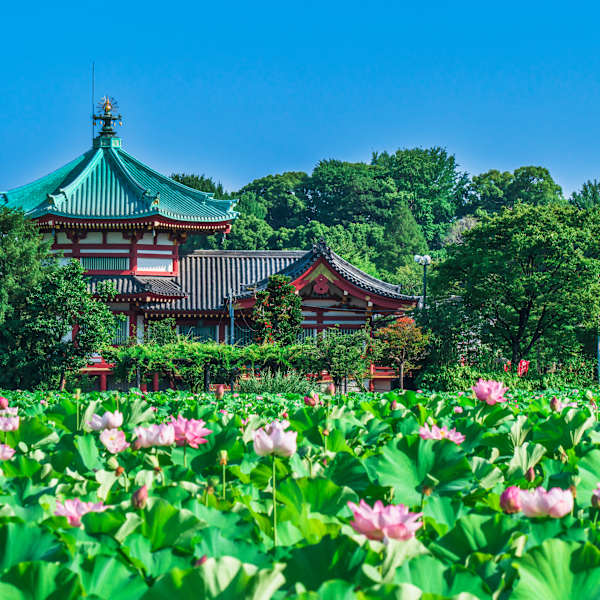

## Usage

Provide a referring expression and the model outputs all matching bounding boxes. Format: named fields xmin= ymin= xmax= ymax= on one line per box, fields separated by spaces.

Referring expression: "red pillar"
xmin=153 ymin=372 xmax=159 ymax=392
xmin=99 ymin=373 xmax=107 ymax=392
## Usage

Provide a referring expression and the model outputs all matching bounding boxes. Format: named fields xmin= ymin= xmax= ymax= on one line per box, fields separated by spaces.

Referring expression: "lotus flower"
xmin=0 ymin=444 xmax=15 ymax=460
xmin=88 ymin=411 xmax=123 ymax=431
xmin=0 ymin=407 xmax=18 ymax=417
xmin=454 ymin=406 xmax=463 ymax=414
xmin=347 ymin=499 xmax=423 ymax=541
xmin=215 ymin=384 xmax=225 ymax=400
xmin=132 ymin=485 xmax=148 ymax=509
xmin=472 ymin=379 xmax=508 ymax=405
xmin=327 ymin=383 xmax=336 ymax=395
xmin=253 ymin=420 xmax=297 ymax=457
xmin=304 ymin=395 xmax=317 ymax=407
xmin=134 ymin=424 xmax=175 ymax=448
xmin=419 ymin=424 xmax=465 ymax=445
xmin=592 ymin=483 xmax=600 ymax=509
xmin=54 ymin=498 xmax=107 ymax=527
xmin=99 ymin=429 xmax=130 ymax=454
xmin=169 ymin=415 xmax=212 ymax=448
xmin=0 ymin=397 xmax=8 ymax=410
xmin=500 ymin=486 xmax=522 ymax=513
xmin=0 ymin=416 xmax=19 ymax=432
xmin=519 ymin=487 xmax=573 ymax=518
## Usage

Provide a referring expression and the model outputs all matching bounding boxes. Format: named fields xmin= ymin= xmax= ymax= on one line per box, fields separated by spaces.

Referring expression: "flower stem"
xmin=183 ymin=445 xmax=187 ymax=468
xmin=222 ymin=462 xmax=226 ymax=501
xmin=273 ymin=456 xmax=277 ymax=548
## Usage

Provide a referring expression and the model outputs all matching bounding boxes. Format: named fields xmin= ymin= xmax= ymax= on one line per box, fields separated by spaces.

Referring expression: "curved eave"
xmin=34 ymin=214 xmax=235 ymax=231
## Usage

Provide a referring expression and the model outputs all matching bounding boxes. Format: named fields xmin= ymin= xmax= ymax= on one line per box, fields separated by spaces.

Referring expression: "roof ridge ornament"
xmin=313 ymin=237 xmax=331 ymax=257
xmin=93 ymin=96 xmax=122 ymax=139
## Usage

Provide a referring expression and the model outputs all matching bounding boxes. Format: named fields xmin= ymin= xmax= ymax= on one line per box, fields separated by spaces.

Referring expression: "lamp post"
xmin=414 ymin=254 xmax=432 ymax=309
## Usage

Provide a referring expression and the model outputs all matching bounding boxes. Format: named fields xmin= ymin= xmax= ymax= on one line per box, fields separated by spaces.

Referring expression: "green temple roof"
xmin=1 ymin=99 xmax=238 ymax=225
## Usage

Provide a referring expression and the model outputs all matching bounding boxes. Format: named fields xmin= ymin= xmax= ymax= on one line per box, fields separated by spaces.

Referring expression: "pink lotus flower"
xmin=0 ymin=397 xmax=8 ymax=410
xmin=304 ymin=395 xmax=317 ymax=407
xmin=0 ymin=444 xmax=15 ymax=460
xmin=347 ymin=499 xmax=423 ymax=541
xmin=326 ymin=383 xmax=336 ymax=395
xmin=472 ymin=379 xmax=508 ymax=405
xmin=134 ymin=424 xmax=175 ymax=448
xmin=0 ymin=407 xmax=18 ymax=417
xmin=99 ymin=429 xmax=130 ymax=454
xmin=592 ymin=483 xmax=600 ymax=509
xmin=519 ymin=487 xmax=573 ymax=518
xmin=253 ymin=420 xmax=297 ymax=457
xmin=169 ymin=415 xmax=212 ymax=448
xmin=0 ymin=416 xmax=19 ymax=432
xmin=419 ymin=424 xmax=465 ymax=445
xmin=454 ymin=406 xmax=463 ymax=414
xmin=55 ymin=498 xmax=107 ymax=527
xmin=500 ymin=486 xmax=522 ymax=513
xmin=88 ymin=411 xmax=123 ymax=431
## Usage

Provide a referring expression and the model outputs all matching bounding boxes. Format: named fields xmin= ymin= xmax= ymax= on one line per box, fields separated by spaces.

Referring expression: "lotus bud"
xmin=550 ymin=396 xmax=561 ymax=412
xmin=391 ymin=400 xmax=398 ymax=410
xmin=74 ymin=388 xmax=81 ymax=401
xmin=500 ymin=486 xmax=522 ymax=514
xmin=592 ymin=483 xmax=600 ymax=508
xmin=219 ymin=450 xmax=228 ymax=466
xmin=215 ymin=384 xmax=225 ymax=400
xmin=525 ymin=466 xmax=535 ymax=482
xmin=195 ymin=555 xmax=207 ymax=566
xmin=132 ymin=485 xmax=148 ymax=509
xmin=311 ymin=391 xmax=320 ymax=404
xmin=0 ymin=397 xmax=8 ymax=410
xmin=132 ymin=439 xmax=142 ymax=451
xmin=115 ymin=466 xmax=125 ymax=476
xmin=304 ymin=395 xmax=316 ymax=407
xmin=326 ymin=383 xmax=336 ymax=396
xmin=281 ymin=411 xmax=288 ymax=419
xmin=107 ymin=456 xmax=119 ymax=470
xmin=323 ymin=429 xmax=329 ymax=437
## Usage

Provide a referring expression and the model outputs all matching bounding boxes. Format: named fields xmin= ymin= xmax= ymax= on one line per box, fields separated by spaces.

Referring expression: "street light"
xmin=414 ymin=254 xmax=432 ymax=309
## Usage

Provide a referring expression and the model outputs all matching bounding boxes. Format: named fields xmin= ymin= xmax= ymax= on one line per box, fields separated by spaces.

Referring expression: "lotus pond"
xmin=0 ymin=387 xmax=599 ymax=599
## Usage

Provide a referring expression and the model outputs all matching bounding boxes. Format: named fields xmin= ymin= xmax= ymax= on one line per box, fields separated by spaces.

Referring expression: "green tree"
xmin=304 ymin=160 xmax=398 ymax=227
xmin=432 ymin=203 xmax=600 ymax=365
xmin=0 ymin=260 xmax=118 ymax=389
xmin=223 ymin=214 xmax=276 ymax=250
xmin=372 ymin=147 xmax=468 ymax=247
xmin=0 ymin=207 xmax=51 ymax=325
xmin=171 ymin=173 xmax=231 ymax=198
xmin=570 ymin=180 xmax=600 ymax=210
xmin=252 ymin=275 xmax=303 ymax=345
xmin=375 ymin=317 xmax=429 ymax=389
xmin=461 ymin=167 xmax=563 ymax=216
xmin=310 ymin=327 xmax=374 ymax=391
xmin=239 ymin=172 xmax=308 ymax=229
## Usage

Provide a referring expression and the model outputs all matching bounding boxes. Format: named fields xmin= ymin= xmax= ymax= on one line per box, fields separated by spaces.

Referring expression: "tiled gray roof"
xmin=87 ymin=275 xmax=185 ymax=299
xmin=150 ymin=250 xmax=304 ymax=312
xmin=145 ymin=241 xmax=417 ymax=313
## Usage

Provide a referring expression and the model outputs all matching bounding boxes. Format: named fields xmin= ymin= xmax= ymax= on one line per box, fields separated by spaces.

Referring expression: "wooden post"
xmin=153 ymin=372 xmax=159 ymax=392
xmin=99 ymin=373 xmax=107 ymax=392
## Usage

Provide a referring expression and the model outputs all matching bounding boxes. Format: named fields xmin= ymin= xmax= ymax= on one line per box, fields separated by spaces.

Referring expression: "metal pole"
xmin=422 ymin=264 xmax=427 ymax=310
xmin=229 ymin=290 xmax=235 ymax=345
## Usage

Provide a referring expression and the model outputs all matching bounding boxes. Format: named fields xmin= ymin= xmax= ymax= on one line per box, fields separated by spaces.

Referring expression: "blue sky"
xmin=1 ymin=1 xmax=599 ymax=196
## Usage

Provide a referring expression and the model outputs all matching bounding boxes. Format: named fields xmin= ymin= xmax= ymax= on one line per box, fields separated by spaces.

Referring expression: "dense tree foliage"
xmin=432 ymin=203 xmax=600 ymax=365
xmin=0 ymin=260 xmax=118 ymax=389
xmin=252 ymin=275 xmax=303 ymax=345
xmin=0 ymin=207 xmax=51 ymax=325
xmin=570 ymin=179 xmax=600 ymax=210
xmin=460 ymin=167 xmax=563 ymax=216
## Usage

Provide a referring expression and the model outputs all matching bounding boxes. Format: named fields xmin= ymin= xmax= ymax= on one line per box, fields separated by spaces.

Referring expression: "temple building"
xmin=1 ymin=98 xmax=418 ymax=389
